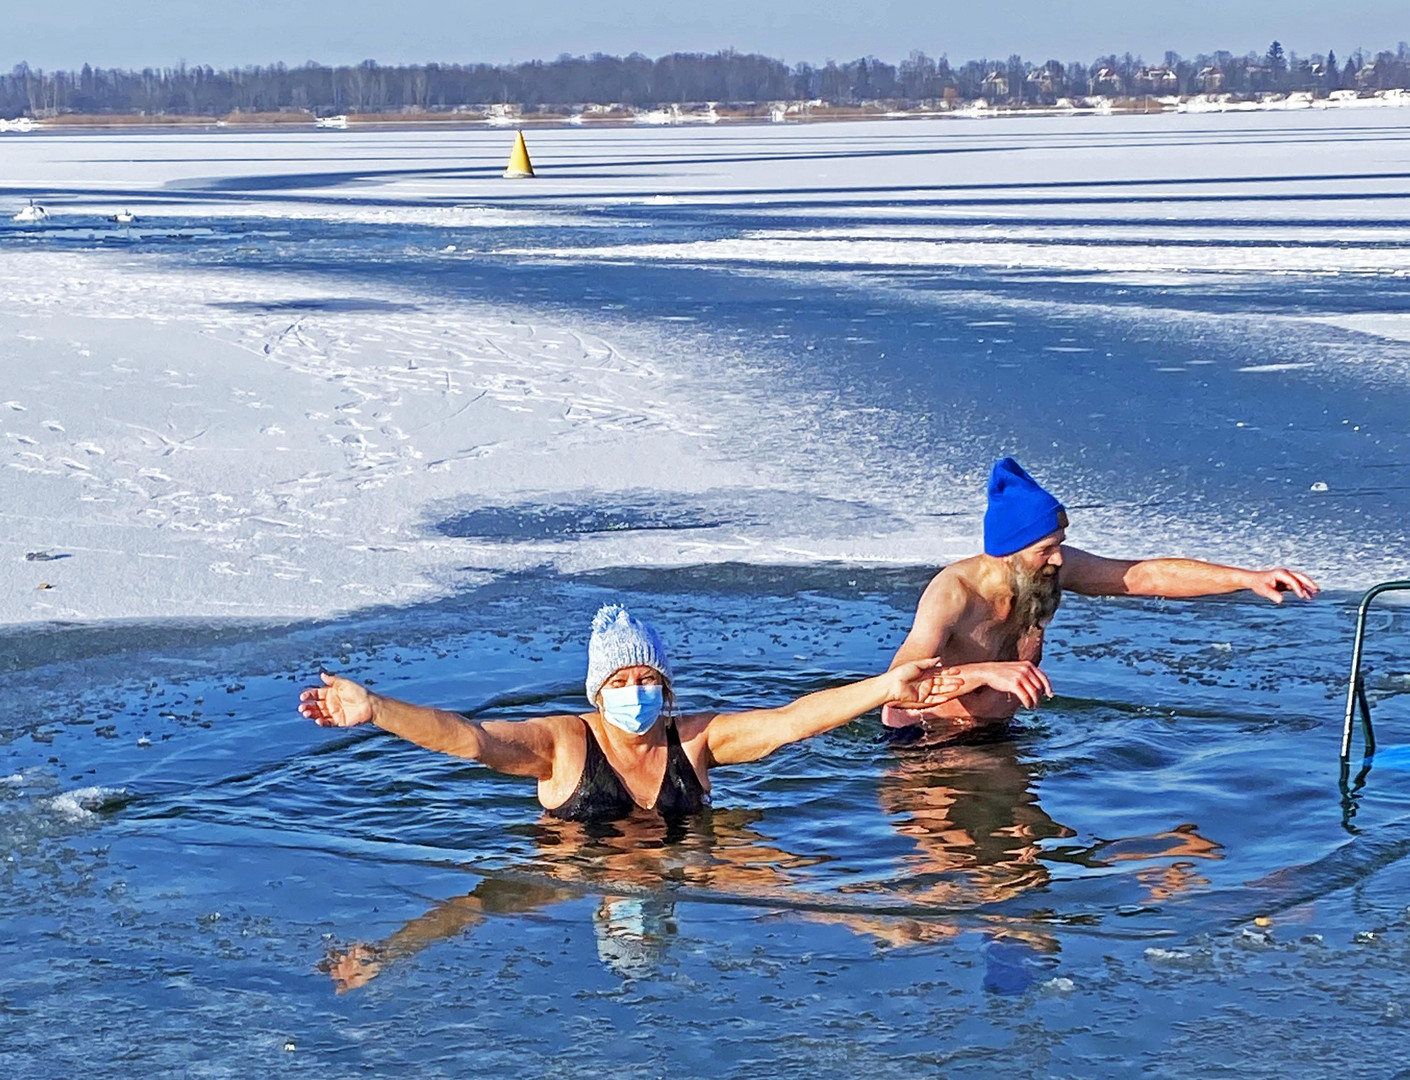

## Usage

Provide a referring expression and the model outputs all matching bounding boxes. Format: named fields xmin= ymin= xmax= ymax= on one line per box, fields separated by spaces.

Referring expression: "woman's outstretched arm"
xmin=298 ymin=671 xmax=560 ymax=779
xmin=698 ymin=660 xmax=963 ymax=766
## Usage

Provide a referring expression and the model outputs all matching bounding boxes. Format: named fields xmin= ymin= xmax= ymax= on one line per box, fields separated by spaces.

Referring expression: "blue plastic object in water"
xmin=983 ymin=940 xmax=1039 ymax=996
xmin=1369 ymin=745 xmax=1410 ymax=771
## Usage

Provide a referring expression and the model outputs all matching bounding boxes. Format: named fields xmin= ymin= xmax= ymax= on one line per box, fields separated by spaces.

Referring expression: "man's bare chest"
xmin=947 ymin=616 xmax=1046 ymax=663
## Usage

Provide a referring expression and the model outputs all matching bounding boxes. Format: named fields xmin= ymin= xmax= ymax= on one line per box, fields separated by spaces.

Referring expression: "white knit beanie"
xmin=584 ymin=603 xmax=672 ymax=704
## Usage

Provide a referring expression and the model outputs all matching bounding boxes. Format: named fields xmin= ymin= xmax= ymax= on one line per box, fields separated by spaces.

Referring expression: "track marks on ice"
xmin=0 ymin=250 xmax=722 ymax=622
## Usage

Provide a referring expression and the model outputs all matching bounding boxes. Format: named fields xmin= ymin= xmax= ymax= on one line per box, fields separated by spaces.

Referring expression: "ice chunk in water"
xmin=41 ymin=786 xmax=125 ymax=823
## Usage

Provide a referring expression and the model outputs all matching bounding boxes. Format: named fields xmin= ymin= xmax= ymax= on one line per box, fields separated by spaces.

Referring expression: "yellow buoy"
xmin=503 ymin=131 xmax=535 ymax=178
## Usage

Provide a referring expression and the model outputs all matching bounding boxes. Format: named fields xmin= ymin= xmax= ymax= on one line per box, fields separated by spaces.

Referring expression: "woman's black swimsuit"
xmin=548 ymin=717 xmax=708 ymax=822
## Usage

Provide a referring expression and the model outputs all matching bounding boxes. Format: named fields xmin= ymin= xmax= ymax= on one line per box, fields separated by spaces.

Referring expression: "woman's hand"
xmin=298 ymin=671 xmax=375 ymax=727
xmin=883 ymin=659 xmax=967 ymax=710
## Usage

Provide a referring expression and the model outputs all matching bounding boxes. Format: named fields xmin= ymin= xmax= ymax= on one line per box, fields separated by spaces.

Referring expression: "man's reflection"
xmin=880 ymin=728 xmax=1075 ymax=906
xmin=877 ymin=726 xmax=1221 ymax=910
xmin=832 ymin=726 xmax=1224 ymax=991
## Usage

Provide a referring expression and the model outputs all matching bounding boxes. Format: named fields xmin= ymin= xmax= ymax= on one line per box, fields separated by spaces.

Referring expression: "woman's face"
xmin=601 ymin=665 xmax=664 ymax=692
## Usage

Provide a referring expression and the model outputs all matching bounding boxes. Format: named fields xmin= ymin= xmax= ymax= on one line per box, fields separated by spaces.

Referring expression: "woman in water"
xmin=298 ymin=603 xmax=963 ymax=821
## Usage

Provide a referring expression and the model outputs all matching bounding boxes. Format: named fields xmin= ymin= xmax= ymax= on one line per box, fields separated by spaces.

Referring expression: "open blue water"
xmin=4 ymin=117 xmax=1410 ymax=1075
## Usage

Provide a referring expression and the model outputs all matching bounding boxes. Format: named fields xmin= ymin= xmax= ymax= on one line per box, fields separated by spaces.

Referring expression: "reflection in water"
xmin=324 ymin=810 xmax=817 ymax=990
xmin=881 ymin=730 xmax=1075 ymax=907
xmin=323 ymin=877 xmax=574 ymax=992
xmin=879 ymin=728 xmax=1222 ymax=911
xmin=325 ymin=734 xmax=1224 ymax=992
xmin=789 ymin=729 xmax=1079 ymax=971
xmin=852 ymin=727 xmax=1225 ymax=991
xmin=593 ymin=895 xmax=678 ymax=979
xmin=1083 ymin=823 xmax=1223 ymax=902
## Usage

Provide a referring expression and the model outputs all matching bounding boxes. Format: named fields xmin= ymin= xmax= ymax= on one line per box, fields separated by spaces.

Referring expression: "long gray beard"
xmin=1008 ymin=562 xmax=1063 ymax=633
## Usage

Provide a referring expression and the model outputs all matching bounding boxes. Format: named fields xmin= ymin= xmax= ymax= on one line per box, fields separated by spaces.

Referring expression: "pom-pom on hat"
xmin=585 ymin=603 xmax=672 ymax=705
xmin=983 ymin=457 xmax=1066 ymax=557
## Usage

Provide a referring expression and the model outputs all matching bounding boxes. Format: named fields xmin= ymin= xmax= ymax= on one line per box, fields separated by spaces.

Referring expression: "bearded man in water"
xmin=883 ymin=458 xmax=1319 ymax=731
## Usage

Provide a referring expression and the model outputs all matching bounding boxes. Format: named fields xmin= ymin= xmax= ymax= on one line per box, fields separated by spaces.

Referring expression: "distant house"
xmin=1197 ymin=67 xmax=1224 ymax=93
xmin=1089 ymin=67 xmax=1123 ymax=95
xmin=1135 ymin=67 xmax=1179 ymax=94
xmin=1025 ymin=68 xmax=1056 ymax=95
xmin=1356 ymin=64 xmax=1378 ymax=88
xmin=981 ymin=70 xmax=1009 ymax=98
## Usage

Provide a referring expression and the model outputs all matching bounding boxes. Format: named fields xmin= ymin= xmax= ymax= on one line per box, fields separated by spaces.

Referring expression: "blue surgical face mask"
xmin=599 ymin=684 xmax=664 ymax=736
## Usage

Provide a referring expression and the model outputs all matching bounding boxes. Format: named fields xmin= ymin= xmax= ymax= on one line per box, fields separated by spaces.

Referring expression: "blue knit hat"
xmin=585 ymin=603 xmax=672 ymax=704
xmin=983 ymin=458 xmax=1065 ymax=557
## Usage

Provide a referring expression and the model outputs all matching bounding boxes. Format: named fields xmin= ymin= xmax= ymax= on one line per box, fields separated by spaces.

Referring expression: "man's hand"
xmin=1240 ymin=568 xmax=1319 ymax=604
xmin=951 ymin=661 xmax=1054 ymax=709
xmin=883 ymin=659 xmax=966 ymax=710
xmin=298 ymin=671 xmax=375 ymax=727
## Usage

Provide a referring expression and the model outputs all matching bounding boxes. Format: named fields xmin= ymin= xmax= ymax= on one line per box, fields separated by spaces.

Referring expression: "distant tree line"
xmin=4 ymin=41 xmax=1410 ymax=117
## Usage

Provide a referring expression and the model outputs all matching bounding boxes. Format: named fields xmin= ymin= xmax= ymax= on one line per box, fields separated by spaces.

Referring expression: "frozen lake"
xmin=3 ymin=113 xmax=1410 ymax=1076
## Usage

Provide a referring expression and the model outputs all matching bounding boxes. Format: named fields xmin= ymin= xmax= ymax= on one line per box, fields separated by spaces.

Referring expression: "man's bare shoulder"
xmin=890 ymin=557 xmax=988 ymax=668
xmin=919 ymin=558 xmax=985 ymax=610
xmin=926 ymin=556 xmax=987 ymax=589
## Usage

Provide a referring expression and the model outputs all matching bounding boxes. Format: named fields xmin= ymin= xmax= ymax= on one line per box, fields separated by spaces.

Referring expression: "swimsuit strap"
xmin=655 ymin=717 xmax=709 ymax=819
xmin=547 ymin=718 xmax=636 ymax=822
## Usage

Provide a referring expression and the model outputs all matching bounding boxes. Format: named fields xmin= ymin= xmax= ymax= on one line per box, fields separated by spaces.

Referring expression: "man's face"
xmin=1008 ymin=528 xmax=1066 ymax=579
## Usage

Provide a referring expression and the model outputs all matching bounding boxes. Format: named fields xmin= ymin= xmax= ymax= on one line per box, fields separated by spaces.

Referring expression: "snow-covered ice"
xmin=4 ymin=111 xmax=1409 ymax=625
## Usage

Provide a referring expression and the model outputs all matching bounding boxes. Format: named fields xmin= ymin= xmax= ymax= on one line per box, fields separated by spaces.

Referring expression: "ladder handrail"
xmin=1341 ymin=579 xmax=1410 ymax=760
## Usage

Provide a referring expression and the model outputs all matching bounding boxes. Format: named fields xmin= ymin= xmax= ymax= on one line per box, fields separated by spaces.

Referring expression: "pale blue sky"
xmin=3 ymin=0 xmax=1405 ymax=71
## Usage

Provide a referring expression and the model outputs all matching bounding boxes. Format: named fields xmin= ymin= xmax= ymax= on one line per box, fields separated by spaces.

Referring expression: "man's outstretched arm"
xmin=1060 ymin=547 xmax=1319 ymax=603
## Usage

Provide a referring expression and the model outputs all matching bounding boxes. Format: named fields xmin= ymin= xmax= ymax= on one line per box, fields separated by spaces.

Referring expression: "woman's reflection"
xmin=324 ymin=729 xmax=1223 ymax=992
xmin=322 ymin=809 xmax=818 ymax=991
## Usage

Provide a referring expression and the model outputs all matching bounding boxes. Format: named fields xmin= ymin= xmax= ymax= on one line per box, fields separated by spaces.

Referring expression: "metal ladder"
xmin=1341 ymin=579 xmax=1410 ymax=761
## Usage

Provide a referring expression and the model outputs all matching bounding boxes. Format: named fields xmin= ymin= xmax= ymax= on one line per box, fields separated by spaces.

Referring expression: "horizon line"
xmin=7 ymin=39 xmax=1403 ymax=75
